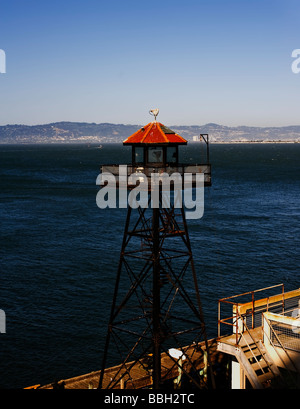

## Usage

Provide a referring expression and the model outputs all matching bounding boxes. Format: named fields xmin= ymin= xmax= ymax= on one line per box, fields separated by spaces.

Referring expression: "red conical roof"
xmin=123 ymin=121 xmax=187 ymax=145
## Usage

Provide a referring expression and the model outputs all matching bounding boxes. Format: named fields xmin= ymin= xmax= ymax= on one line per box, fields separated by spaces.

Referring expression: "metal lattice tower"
xmin=98 ymin=111 xmax=213 ymax=389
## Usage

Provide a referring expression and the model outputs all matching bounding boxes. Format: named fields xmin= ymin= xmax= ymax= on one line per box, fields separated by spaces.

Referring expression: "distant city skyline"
xmin=0 ymin=0 xmax=300 ymax=128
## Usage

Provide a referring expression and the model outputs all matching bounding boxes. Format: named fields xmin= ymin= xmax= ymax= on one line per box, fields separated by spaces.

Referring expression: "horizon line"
xmin=1 ymin=121 xmax=300 ymax=129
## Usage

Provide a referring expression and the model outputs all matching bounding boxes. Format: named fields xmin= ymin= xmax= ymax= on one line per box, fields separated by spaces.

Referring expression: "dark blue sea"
xmin=0 ymin=143 xmax=299 ymax=389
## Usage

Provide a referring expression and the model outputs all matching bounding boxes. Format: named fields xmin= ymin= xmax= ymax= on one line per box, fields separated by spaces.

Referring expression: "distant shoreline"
xmin=1 ymin=122 xmax=300 ymax=145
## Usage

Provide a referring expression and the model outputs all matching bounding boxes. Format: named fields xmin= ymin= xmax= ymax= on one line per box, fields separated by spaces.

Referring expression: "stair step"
xmin=241 ymin=342 xmax=257 ymax=350
xmin=257 ymin=372 xmax=274 ymax=385
xmin=244 ymin=348 xmax=260 ymax=359
xmin=251 ymin=361 xmax=271 ymax=372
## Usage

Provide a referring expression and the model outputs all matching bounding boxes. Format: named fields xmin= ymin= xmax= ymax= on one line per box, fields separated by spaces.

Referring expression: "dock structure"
xmin=217 ymin=284 xmax=300 ymax=389
xmin=36 ymin=339 xmax=220 ymax=389
xmin=29 ymin=285 xmax=300 ymax=389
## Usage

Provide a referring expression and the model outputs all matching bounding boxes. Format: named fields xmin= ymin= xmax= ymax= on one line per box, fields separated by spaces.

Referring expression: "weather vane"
xmin=149 ymin=108 xmax=159 ymax=121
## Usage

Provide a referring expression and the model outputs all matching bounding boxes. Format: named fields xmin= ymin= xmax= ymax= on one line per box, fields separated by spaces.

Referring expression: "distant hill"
xmin=1 ymin=121 xmax=300 ymax=143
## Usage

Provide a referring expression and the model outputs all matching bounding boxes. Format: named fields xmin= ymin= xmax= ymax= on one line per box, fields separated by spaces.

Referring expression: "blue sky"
xmin=0 ymin=0 xmax=299 ymax=126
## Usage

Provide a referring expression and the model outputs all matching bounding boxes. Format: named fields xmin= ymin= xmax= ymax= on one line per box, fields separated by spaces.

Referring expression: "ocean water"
xmin=0 ymin=142 xmax=299 ymax=388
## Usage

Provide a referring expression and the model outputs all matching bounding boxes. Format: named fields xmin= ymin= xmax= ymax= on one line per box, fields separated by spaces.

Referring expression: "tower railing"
xmin=101 ymin=163 xmax=212 ymax=187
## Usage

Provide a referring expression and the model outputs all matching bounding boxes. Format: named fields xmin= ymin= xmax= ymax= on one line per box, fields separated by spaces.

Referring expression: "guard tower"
xmin=98 ymin=110 xmax=212 ymax=389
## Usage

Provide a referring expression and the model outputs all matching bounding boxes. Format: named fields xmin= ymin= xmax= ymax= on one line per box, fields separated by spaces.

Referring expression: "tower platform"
xmin=32 ymin=339 xmax=219 ymax=389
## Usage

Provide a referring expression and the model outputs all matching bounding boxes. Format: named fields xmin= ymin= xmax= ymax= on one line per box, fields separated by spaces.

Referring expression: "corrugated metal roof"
xmin=123 ymin=121 xmax=187 ymax=145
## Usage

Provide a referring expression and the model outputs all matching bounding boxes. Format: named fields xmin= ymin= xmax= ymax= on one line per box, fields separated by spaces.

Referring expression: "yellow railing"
xmin=218 ymin=284 xmax=285 ymax=345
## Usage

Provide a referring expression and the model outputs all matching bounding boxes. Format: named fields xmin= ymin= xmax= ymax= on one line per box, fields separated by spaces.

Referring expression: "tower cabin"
xmin=101 ymin=110 xmax=211 ymax=188
xmin=123 ymin=116 xmax=187 ymax=168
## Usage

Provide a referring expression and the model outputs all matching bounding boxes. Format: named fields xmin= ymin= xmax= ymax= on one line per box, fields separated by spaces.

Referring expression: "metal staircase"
xmin=235 ymin=331 xmax=282 ymax=388
xmin=218 ymin=325 xmax=284 ymax=389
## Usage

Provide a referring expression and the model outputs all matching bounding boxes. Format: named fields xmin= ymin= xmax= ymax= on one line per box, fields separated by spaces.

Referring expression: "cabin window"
xmin=148 ymin=147 xmax=163 ymax=164
xmin=134 ymin=147 xmax=144 ymax=164
xmin=167 ymin=146 xmax=177 ymax=164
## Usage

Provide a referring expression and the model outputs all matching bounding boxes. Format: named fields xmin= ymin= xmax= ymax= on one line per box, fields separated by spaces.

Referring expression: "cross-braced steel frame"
xmin=98 ymin=191 xmax=214 ymax=389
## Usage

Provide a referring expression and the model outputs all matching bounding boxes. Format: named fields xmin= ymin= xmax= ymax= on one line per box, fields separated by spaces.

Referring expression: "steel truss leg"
xmin=98 ymin=194 xmax=214 ymax=389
